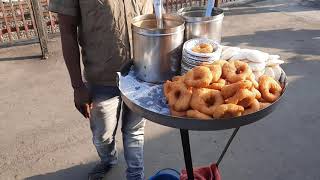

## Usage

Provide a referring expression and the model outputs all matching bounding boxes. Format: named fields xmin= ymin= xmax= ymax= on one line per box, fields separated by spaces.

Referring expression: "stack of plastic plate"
xmin=181 ymin=38 xmax=222 ymax=74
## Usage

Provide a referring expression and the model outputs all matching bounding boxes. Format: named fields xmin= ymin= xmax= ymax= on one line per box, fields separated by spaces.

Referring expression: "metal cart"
xmin=118 ymin=69 xmax=287 ymax=180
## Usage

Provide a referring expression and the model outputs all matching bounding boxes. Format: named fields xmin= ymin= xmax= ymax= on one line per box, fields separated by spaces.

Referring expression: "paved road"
xmin=0 ymin=0 xmax=319 ymax=180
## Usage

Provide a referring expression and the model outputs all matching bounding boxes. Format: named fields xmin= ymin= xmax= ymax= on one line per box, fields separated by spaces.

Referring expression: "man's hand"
xmin=74 ymin=85 xmax=92 ymax=119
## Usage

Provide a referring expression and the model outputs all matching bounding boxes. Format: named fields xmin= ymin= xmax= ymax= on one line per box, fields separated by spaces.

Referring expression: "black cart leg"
xmin=217 ymin=127 xmax=240 ymax=166
xmin=180 ymin=129 xmax=194 ymax=180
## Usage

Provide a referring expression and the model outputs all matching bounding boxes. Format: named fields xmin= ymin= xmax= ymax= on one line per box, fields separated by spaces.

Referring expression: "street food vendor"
xmin=48 ymin=1 xmax=153 ymax=180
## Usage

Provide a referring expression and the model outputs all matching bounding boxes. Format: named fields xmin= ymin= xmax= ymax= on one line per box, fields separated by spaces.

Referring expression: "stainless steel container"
xmin=132 ymin=14 xmax=185 ymax=83
xmin=177 ymin=7 xmax=224 ymax=43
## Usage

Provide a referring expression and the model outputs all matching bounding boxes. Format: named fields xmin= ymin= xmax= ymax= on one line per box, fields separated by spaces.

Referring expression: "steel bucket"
xmin=132 ymin=14 xmax=185 ymax=83
xmin=177 ymin=7 xmax=224 ymax=43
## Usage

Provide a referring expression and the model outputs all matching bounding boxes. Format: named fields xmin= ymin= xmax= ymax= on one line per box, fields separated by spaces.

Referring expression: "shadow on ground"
xmin=24 ymin=163 xmax=95 ymax=180
xmin=0 ymin=55 xmax=42 ymax=62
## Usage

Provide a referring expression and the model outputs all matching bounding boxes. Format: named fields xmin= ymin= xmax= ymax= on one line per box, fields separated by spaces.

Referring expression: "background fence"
xmin=0 ymin=0 xmax=238 ymax=58
xmin=163 ymin=0 xmax=237 ymax=12
xmin=0 ymin=0 xmax=57 ymax=45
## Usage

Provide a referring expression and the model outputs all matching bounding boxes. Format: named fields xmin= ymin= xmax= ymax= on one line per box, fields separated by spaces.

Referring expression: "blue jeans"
xmin=89 ymin=85 xmax=145 ymax=180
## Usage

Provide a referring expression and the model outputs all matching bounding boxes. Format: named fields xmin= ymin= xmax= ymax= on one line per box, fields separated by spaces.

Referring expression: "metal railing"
xmin=0 ymin=0 xmax=58 ymax=45
xmin=164 ymin=0 xmax=208 ymax=12
xmin=163 ymin=0 xmax=237 ymax=12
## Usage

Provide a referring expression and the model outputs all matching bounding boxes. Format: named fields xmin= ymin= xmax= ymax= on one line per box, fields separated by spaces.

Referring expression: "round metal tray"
xmin=120 ymin=71 xmax=287 ymax=131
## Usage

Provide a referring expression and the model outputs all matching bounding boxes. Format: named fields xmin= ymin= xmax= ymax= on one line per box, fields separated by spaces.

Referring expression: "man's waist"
xmin=84 ymin=68 xmax=119 ymax=87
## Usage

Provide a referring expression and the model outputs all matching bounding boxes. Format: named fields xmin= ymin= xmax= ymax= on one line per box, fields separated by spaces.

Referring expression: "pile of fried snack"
xmin=163 ymin=60 xmax=283 ymax=120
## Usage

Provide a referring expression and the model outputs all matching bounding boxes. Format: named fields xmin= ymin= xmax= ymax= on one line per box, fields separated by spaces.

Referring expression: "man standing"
xmin=49 ymin=1 xmax=153 ymax=180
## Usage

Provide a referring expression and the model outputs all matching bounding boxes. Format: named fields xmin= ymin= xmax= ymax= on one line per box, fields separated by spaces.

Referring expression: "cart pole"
xmin=180 ymin=129 xmax=194 ymax=180
xmin=217 ymin=127 xmax=240 ymax=166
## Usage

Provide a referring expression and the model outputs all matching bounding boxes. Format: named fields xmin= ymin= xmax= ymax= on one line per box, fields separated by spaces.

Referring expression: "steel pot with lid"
xmin=178 ymin=7 xmax=224 ymax=43
xmin=132 ymin=14 xmax=185 ymax=83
